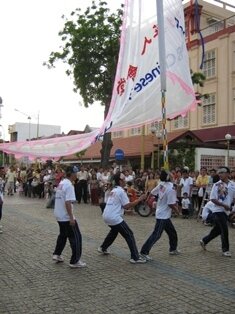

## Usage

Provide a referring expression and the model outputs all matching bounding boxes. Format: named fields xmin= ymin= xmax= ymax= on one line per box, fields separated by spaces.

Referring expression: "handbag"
xmin=198 ymin=187 xmax=204 ymax=197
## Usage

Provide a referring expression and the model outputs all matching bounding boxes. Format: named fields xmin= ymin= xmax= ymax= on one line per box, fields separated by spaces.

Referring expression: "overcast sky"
xmin=0 ymin=0 xmax=123 ymax=139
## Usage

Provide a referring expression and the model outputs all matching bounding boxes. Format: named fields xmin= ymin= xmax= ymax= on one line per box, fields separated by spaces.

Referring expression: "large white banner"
xmin=0 ymin=0 xmax=196 ymax=159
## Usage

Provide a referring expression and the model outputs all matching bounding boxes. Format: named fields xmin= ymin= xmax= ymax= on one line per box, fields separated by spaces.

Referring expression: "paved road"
xmin=0 ymin=195 xmax=234 ymax=314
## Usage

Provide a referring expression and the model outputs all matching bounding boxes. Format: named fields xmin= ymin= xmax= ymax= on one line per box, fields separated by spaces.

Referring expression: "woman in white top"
xmin=99 ymin=172 xmax=146 ymax=264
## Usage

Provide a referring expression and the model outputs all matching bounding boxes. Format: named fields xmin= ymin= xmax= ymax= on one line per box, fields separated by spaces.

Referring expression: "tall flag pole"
xmin=156 ymin=0 xmax=168 ymax=170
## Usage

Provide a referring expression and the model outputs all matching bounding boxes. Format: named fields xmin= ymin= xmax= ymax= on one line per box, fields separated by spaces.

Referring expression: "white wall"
xmin=10 ymin=122 xmax=61 ymax=141
xmin=195 ymin=147 xmax=235 ymax=170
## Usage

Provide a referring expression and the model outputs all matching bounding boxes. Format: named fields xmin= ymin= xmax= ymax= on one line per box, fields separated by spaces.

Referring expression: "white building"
xmin=8 ymin=122 xmax=61 ymax=142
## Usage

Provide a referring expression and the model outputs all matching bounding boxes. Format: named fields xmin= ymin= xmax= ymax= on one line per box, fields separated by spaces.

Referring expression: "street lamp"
xmin=225 ymin=133 xmax=232 ymax=167
xmin=14 ymin=109 xmax=40 ymax=140
xmin=156 ymin=132 xmax=162 ymax=170
xmin=150 ymin=126 xmax=157 ymax=169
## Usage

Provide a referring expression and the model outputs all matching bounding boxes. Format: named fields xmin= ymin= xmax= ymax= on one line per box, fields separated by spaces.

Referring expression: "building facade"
xmin=109 ymin=0 xmax=235 ymax=170
xmin=8 ymin=122 xmax=61 ymax=142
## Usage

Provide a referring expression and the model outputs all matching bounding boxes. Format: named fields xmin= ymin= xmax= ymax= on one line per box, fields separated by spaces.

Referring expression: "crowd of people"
xmin=0 ymin=162 xmax=234 ymax=266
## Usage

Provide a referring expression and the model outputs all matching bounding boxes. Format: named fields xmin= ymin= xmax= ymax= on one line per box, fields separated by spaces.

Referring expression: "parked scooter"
xmin=135 ymin=194 xmax=156 ymax=217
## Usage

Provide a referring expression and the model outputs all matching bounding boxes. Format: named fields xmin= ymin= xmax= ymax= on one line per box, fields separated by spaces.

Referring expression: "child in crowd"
xmin=126 ymin=181 xmax=138 ymax=202
xmin=181 ymin=192 xmax=191 ymax=218
xmin=126 ymin=181 xmax=138 ymax=215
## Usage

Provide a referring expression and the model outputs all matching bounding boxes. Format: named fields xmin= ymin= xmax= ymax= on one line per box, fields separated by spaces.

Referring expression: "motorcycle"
xmin=135 ymin=194 xmax=156 ymax=217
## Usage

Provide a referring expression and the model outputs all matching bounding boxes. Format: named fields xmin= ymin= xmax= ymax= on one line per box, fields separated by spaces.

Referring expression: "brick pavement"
xmin=0 ymin=194 xmax=234 ymax=314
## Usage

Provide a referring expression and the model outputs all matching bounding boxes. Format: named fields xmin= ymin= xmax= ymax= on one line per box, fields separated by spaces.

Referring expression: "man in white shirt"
xmin=140 ymin=170 xmax=180 ymax=260
xmin=53 ymin=165 xmax=86 ymax=268
xmin=180 ymin=169 xmax=193 ymax=198
xmin=200 ymin=166 xmax=235 ymax=257
xmin=98 ymin=172 xmax=147 ymax=264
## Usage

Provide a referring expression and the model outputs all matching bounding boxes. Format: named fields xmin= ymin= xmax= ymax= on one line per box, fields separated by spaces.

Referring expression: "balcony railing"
xmin=201 ymin=14 xmax=235 ymax=37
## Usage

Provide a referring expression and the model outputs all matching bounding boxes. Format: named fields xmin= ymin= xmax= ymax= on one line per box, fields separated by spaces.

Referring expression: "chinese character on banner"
xmin=117 ymin=78 xmax=126 ymax=96
xmin=141 ymin=36 xmax=152 ymax=55
xmin=153 ymin=24 xmax=159 ymax=38
xmin=127 ymin=65 xmax=138 ymax=81
xmin=141 ymin=24 xmax=159 ymax=55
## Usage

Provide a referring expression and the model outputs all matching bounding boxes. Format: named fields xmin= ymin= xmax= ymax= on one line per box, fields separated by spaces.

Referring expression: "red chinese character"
xmin=127 ymin=65 xmax=138 ymax=81
xmin=153 ymin=24 xmax=159 ymax=38
xmin=117 ymin=78 xmax=126 ymax=96
xmin=141 ymin=36 xmax=152 ymax=55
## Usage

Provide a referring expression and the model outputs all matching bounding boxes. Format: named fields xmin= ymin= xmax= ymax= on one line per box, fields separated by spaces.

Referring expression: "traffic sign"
xmin=115 ymin=148 xmax=124 ymax=161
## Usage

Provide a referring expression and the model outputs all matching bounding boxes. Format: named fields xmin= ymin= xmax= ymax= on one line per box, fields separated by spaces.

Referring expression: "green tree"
xmin=45 ymin=0 xmax=123 ymax=167
xmin=75 ymin=149 xmax=87 ymax=165
xmin=191 ymin=70 xmax=209 ymax=101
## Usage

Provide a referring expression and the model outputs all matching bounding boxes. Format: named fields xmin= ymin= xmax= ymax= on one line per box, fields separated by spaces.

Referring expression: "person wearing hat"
xmin=52 ymin=165 xmax=86 ymax=268
xmin=140 ymin=170 xmax=180 ymax=260
xmin=98 ymin=172 xmax=147 ymax=264
xmin=200 ymin=166 xmax=235 ymax=257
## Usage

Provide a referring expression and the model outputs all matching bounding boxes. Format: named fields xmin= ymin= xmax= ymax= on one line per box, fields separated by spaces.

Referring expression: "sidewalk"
xmin=0 ymin=194 xmax=234 ymax=314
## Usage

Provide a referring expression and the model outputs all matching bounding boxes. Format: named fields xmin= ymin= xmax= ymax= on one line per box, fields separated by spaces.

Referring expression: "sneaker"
xmin=52 ymin=254 xmax=64 ymax=262
xmin=200 ymin=239 xmax=206 ymax=250
xmin=169 ymin=250 xmax=181 ymax=255
xmin=97 ymin=246 xmax=110 ymax=255
xmin=129 ymin=257 xmax=147 ymax=264
xmin=140 ymin=253 xmax=153 ymax=261
xmin=222 ymin=251 xmax=232 ymax=257
xmin=69 ymin=260 xmax=87 ymax=268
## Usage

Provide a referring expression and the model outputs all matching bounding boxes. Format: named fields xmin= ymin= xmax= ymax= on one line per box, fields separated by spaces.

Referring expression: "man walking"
xmin=200 ymin=166 xmax=235 ymax=257
xmin=53 ymin=165 xmax=86 ymax=268
xmin=140 ymin=170 xmax=180 ymax=260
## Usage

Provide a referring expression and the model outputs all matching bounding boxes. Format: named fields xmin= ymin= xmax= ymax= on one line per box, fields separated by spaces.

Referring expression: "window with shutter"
xmin=202 ymin=93 xmax=216 ymax=125
xmin=203 ymin=50 xmax=216 ymax=78
xmin=173 ymin=114 xmax=188 ymax=129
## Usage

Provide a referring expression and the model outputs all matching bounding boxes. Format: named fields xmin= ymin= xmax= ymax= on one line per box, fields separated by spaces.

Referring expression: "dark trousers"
xmin=0 ymin=202 xmax=2 ymax=221
xmin=141 ymin=218 xmax=178 ymax=255
xmin=203 ymin=212 xmax=229 ymax=252
xmin=101 ymin=220 xmax=139 ymax=260
xmin=191 ymin=194 xmax=198 ymax=213
xmin=53 ymin=220 xmax=82 ymax=264
xmin=77 ymin=180 xmax=88 ymax=203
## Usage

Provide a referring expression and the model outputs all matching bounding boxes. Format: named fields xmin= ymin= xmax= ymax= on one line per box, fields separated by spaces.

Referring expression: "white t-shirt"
xmin=151 ymin=182 xmax=177 ymax=219
xmin=210 ymin=180 xmax=235 ymax=213
xmin=54 ymin=178 xmax=76 ymax=222
xmin=125 ymin=175 xmax=134 ymax=182
xmin=102 ymin=186 xmax=129 ymax=226
xmin=182 ymin=198 xmax=190 ymax=209
xmin=180 ymin=177 xmax=193 ymax=197
xmin=202 ymin=201 xmax=214 ymax=221
xmin=100 ymin=173 xmax=110 ymax=185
